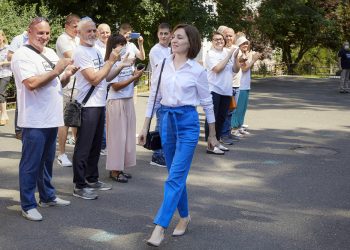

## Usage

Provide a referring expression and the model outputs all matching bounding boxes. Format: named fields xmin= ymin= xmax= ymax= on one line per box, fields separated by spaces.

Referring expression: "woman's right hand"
xmin=138 ymin=128 xmax=148 ymax=146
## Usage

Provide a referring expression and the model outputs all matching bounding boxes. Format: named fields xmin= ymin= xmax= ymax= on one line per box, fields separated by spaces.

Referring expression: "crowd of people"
xmin=1 ymin=14 xmax=262 ymax=247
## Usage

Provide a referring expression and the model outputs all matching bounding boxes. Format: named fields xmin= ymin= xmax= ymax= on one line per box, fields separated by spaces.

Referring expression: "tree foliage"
xmin=256 ymin=0 xmax=339 ymax=73
xmin=0 ymin=0 xmax=64 ymax=49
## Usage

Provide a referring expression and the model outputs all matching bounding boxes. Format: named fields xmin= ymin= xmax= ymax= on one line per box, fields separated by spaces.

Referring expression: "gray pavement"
xmin=0 ymin=77 xmax=349 ymax=250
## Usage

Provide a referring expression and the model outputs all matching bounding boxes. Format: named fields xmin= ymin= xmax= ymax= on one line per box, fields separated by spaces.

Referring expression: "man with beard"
xmin=72 ymin=18 xmax=121 ymax=200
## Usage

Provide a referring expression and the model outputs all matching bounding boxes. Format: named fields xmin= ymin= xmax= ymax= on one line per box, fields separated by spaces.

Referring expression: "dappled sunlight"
xmin=62 ymin=226 xmax=145 ymax=248
xmin=0 ymin=188 xmax=20 ymax=202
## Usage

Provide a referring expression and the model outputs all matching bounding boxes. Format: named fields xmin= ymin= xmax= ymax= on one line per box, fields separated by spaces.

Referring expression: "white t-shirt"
xmin=73 ymin=45 xmax=107 ymax=107
xmin=56 ymin=32 xmax=79 ymax=90
xmin=94 ymin=39 xmax=107 ymax=59
xmin=107 ymin=60 xmax=135 ymax=100
xmin=8 ymin=32 xmax=28 ymax=53
xmin=0 ymin=45 xmax=12 ymax=78
xmin=149 ymin=43 xmax=171 ymax=72
xmin=205 ymin=48 xmax=234 ymax=96
xmin=125 ymin=42 xmax=139 ymax=60
xmin=56 ymin=32 xmax=79 ymax=59
xmin=11 ymin=46 xmax=63 ymax=128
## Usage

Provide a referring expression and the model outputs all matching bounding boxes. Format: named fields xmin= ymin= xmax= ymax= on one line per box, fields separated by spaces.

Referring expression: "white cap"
xmin=236 ymin=36 xmax=249 ymax=47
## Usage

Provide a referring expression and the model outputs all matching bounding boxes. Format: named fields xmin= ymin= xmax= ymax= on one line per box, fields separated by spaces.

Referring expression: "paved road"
xmin=0 ymin=77 xmax=349 ymax=250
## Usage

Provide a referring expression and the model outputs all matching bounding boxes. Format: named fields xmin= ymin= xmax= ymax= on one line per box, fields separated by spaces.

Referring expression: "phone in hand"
xmin=136 ymin=63 xmax=145 ymax=70
xmin=129 ymin=32 xmax=140 ymax=39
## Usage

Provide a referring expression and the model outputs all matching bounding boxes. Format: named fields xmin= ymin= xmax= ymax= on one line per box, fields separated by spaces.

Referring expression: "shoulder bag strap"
xmin=147 ymin=58 xmax=166 ymax=132
xmin=81 ymin=52 xmax=102 ymax=106
xmin=24 ymin=44 xmax=56 ymax=69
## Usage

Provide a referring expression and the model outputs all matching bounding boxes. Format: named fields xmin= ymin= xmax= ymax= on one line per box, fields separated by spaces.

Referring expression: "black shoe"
xmin=121 ymin=171 xmax=132 ymax=179
xmin=150 ymin=155 xmax=166 ymax=168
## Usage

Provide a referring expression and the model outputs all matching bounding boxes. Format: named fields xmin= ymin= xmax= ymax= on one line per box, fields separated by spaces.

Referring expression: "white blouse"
xmin=145 ymin=55 xmax=215 ymax=123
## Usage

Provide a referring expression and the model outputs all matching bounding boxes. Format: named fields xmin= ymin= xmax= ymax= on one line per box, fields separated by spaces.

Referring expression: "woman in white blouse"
xmin=138 ymin=24 xmax=218 ymax=247
xmin=204 ymin=31 xmax=238 ymax=154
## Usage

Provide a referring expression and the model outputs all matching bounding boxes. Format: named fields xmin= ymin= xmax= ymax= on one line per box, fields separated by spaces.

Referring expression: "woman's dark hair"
xmin=211 ymin=31 xmax=226 ymax=46
xmin=172 ymin=24 xmax=201 ymax=59
xmin=104 ymin=34 xmax=127 ymax=61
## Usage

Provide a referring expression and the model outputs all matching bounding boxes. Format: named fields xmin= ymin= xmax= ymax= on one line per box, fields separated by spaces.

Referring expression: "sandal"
xmin=121 ymin=171 xmax=132 ymax=179
xmin=110 ymin=171 xmax=128 ymax=183
xmin=206 ymin=146 xmax=225 ymax=155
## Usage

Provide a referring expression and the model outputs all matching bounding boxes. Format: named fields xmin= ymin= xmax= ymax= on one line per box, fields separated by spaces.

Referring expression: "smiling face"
xmin=171 ymin=28 xmax=190 ymax=56
xmin=239 ymin=41 xmax=249 ymax=52
xmin=212 ymin=34 xmax=225 ymax=51
xmin=223 ymin=28 xmax=235 ymax=47
xmin=97 ymin=24 xmax=111 ymax=44
xmin=79 ymin=21 xmax=97 ymax=47
xmin=28 ymin=20 xmax=51 ymax=52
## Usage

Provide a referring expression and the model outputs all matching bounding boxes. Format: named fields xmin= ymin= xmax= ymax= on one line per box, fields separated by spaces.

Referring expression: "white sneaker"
xmin=239 ymin=128 xmax=250 ymax=135
xmin=218 ymin=144 xmax=229 ymax=151
xmin=39 ymin=197 xmax=71 ymax=207
xmin=22 ymin=208 xmax=43 ymax=221
xmin=100 ymin=149 xmax=108 ymax=156
xmin=231 ymin=129 xmax=242 ymax=137
xmin=242 ymin=124 xmax=249 ymax=129
xmin=57 ymin=154 xmax=72 ymax=167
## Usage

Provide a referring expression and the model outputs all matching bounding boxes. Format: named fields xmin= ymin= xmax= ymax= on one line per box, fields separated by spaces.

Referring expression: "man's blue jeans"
xmin=19 ymin=127 xmax=57 ymax=211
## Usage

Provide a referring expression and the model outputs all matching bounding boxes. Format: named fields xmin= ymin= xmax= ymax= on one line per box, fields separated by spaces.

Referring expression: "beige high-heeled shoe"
xmin=147 ymin=225 xmax=165 ymax=247
xmin=172 ymin=216 xmax=191 ymax=236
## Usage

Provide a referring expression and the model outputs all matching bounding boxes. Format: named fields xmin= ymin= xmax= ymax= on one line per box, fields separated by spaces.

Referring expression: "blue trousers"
xmin=154 ymin=106 xmax=200 ymax=228
xmin=19 ymin=127 xmax=57 ymax=211
xmin=231 ymin=90 xmax=249 ymax=129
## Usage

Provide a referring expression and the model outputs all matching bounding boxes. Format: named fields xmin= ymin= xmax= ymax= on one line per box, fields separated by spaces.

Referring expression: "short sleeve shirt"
xmin=11 ymin=46 xmax=63 ymax=128
xmin=205 ymin=48 xmax=234 ymax=96
xmin=73 ymin=45 xmax=107 ymax=107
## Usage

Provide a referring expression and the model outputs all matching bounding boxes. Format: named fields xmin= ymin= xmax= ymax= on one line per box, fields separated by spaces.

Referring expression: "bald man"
xmin=95 ymin=23 xmax=111 ymax=59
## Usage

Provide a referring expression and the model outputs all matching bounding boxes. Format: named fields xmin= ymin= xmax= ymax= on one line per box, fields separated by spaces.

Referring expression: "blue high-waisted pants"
xmin=154 ymin=105 xmax=200 ymax=228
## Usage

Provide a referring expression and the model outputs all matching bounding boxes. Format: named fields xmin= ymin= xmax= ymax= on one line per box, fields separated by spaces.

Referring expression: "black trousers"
xmin=205 ymin=91 xmax=231 ymax=141
xmin=73 ymin=107 xmax=105 ymax=189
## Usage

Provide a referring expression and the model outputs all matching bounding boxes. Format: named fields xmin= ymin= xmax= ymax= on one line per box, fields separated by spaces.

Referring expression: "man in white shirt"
xmin=148 ymin=23 xmax=171 ymax=168
xmin=7 ymin=31 xmax=29 ymax=140
xmin=72 ymin=18 xmax=120 ymax=200
xmin=119 ymin=23 xmax=145 ymax=61
xmin=95 ymin=23 xmax=111 ymax=59
xmin=11 ymin=17 xmax=78 ymax=221
xmin=95 ymin=23 xmax=111 ymax=156
xmin=56 ymin=13 xmax=80 ymax=167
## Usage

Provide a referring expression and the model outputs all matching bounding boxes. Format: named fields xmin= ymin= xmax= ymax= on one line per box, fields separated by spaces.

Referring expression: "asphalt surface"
xmin=0 ymin=77 xmax=349 ymax=250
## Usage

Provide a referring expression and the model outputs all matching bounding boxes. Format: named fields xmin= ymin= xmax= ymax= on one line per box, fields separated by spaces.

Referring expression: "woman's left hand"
xmin=207 ymin=135 xmax=219 ymax=150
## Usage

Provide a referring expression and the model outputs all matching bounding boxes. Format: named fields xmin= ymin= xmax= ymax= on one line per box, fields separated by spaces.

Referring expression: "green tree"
xmin=256 ymin=0 xmax=339 ymax=73
xmin=0 ymin=0 xmax=63 ymax=49
xmin=11 ymin=0 xmax=215 ymax=58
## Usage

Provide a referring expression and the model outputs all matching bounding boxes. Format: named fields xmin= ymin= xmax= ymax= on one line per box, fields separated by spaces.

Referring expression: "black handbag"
xmin=64 ymin=82 xmax=94 ymax=127
xmin=143 ymin=58 xmax=166 ymax=150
